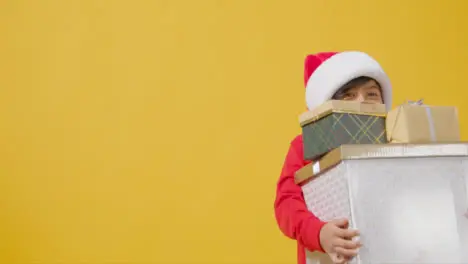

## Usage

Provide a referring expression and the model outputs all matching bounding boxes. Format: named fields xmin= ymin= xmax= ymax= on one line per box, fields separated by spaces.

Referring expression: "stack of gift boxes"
xmin=295 ymin=100 xmax=468 ymax=264
xmin=294 ymin=100 xmax=460 ymax=184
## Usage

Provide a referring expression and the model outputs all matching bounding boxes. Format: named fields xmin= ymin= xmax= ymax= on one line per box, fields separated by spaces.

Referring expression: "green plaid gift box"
xmin=299 ymin=100 xmax=388 ymax=160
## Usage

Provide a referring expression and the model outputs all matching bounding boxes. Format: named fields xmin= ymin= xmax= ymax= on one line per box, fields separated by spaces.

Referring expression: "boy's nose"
xmin=355 ymin=94 xmax=366 ymax=102
xmin=355 ymin=93 xmax=375 ymax=104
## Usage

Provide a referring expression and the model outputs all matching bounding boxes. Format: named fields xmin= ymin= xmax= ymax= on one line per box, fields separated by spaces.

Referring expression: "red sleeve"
xmin=274 ymin=136 xmax=326 ymax=253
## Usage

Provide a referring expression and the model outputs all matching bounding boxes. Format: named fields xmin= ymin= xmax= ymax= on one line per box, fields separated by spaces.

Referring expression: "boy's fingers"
xmin=335 ymin=247 xmax=359 ymax=258
xmin=331 ymin=218 xmax=349 ymax=228
xmin=332 ymin=238 xmax=361 ymax=249
xmin=330 ymin=253 xmax=346 ymax=264
xmin=335 ymin=228 xmax=359 ymax=238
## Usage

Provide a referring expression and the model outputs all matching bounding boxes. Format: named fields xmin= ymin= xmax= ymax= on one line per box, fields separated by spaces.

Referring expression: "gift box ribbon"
xmin=405 ymin=99 xmax=437 ymax=142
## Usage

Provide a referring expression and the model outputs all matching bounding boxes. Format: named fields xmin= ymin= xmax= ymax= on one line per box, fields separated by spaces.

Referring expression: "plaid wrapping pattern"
xmin=302 ymin=113 xmax=387 ymax=160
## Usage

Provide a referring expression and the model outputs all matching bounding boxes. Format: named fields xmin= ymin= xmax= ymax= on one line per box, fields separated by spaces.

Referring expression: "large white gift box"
xmin=295 ymin=143 xmax=468 ymax=264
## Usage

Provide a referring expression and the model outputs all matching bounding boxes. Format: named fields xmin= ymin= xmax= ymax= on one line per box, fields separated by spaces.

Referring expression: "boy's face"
xmin=335 ymin=79 xmax=383 ymax=104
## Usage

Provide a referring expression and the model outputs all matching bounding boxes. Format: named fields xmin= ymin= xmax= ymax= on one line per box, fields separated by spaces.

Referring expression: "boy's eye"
xmin=342 ymin=92 xmax=355 ymax=99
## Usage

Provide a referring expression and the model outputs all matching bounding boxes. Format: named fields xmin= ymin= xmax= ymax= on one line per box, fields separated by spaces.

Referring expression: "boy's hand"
xmin=319 ymin=218 xmax=361 ymax=264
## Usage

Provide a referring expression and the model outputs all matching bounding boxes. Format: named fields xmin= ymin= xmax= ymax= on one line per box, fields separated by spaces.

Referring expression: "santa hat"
xmin=304 ymin=51 xmax=392 ymax=111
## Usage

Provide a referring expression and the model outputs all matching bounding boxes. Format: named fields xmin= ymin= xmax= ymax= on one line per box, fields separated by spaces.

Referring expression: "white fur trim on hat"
xmin=305 ymin=51 xmax=392 ymax=111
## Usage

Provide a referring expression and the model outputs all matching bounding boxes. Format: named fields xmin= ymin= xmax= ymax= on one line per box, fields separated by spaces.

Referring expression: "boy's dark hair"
xmin=332 ymin=76 xmax=381 ymax=100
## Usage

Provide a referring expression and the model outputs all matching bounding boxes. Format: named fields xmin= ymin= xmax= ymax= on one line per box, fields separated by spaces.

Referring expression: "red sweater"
xmin=274 ymin=134 xmax=326 ymax=264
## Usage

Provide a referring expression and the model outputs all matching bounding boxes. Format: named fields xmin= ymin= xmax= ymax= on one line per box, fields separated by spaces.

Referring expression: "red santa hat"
xmin=304 ymin=51 xmax=392 ymax=111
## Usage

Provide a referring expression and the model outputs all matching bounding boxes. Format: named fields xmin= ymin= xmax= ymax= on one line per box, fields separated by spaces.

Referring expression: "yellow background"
xmin=1 ymin=1 xmax=467 ymax=263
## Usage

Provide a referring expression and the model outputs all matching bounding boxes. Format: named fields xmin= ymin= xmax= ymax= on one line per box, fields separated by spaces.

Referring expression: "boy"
xmin=274 ymin=51 xmax=392 ymax=264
